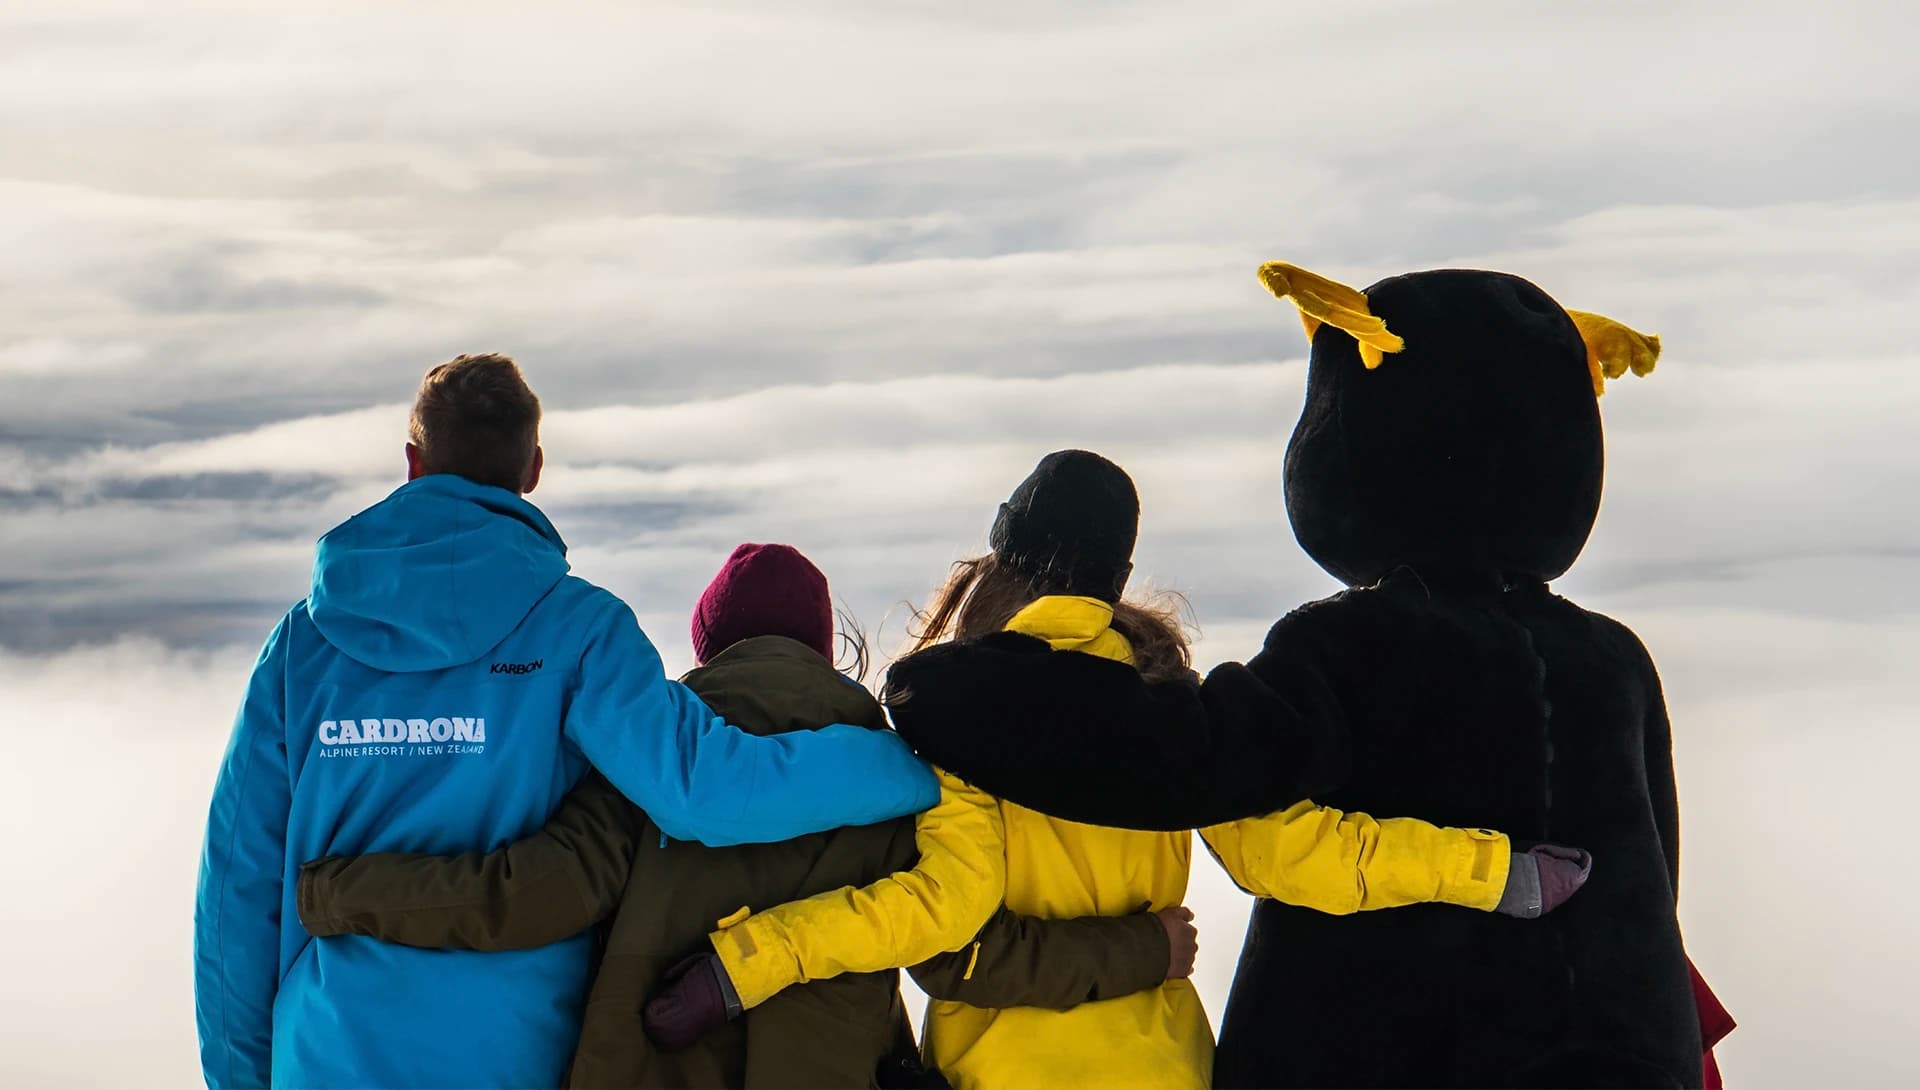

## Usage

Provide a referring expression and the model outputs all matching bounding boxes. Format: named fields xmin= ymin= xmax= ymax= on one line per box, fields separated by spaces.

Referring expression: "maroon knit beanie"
xmin=689 ymin=543 xmax=835 ymax=665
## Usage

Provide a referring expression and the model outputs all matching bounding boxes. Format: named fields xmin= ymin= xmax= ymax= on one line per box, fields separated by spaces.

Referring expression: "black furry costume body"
xmin=885 ymin=269 xmax=1701 ymax=1087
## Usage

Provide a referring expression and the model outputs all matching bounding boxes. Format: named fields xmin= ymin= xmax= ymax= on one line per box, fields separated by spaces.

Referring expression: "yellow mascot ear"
xmin=1565 ymin=310 xmax=1661 ymax=397
xmin=1257 ymin=262 xmax=1404 ymax=368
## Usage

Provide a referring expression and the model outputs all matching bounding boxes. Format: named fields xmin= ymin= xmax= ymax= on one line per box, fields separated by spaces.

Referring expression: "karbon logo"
xmin=316 ymin=716 xmax=487 ymax=759
xmin=492 ymin=659 xmax=542 ymax=675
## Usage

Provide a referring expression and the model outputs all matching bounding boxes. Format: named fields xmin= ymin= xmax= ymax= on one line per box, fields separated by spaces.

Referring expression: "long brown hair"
xmin=906 ymin=553 xmax=1194 ymax=683
xmin=833 ymin=604 xmax=871 ymax=684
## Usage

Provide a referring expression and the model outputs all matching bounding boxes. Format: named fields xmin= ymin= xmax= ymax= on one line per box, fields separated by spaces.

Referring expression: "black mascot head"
xmin=1266 ymin=262 xmax=1659 ymax=590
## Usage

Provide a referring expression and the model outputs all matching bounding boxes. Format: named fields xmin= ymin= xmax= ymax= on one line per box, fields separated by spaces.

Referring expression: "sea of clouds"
xmin=4 ymin=2 xmax=1919 ymax=1085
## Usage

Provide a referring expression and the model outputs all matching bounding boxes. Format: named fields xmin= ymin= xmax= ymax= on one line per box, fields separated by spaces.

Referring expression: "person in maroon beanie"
xmin=288 ymin=542 xmax=1024 ymax=1088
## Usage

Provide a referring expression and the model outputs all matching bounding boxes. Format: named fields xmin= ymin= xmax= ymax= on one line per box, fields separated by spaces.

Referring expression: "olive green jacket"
xmin=299 ymin=636 xmax=1168 ymax=1089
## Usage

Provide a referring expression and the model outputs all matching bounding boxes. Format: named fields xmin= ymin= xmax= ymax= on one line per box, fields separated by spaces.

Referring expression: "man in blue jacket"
xmin=192 ymin=354 xmax=940 ymax=1090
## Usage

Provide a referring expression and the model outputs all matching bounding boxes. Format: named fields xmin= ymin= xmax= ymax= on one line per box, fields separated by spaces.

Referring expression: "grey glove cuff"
xmin=1494 ymin=851 xmax=1543 ymax=919
xmin=714 ymin=957 xmax=745 ymax=1020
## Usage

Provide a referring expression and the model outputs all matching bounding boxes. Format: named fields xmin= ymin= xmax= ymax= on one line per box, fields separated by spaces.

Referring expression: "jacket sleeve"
xmin=564 ymin=597 xmax=939 ymax=847
xmin=194 ymin=617 xmax=293 ymax=1090
xmin=295 ymin=772 xmax=636 ymax=950
xmin=907 ymin=905 xmax=1169 ymax=1011
xmin=881 ymin=624 xmax=1350 ymax=832
xmin=1642 ymin=657 xmax=1682 ymax=901
xmin=708 ymin=770 xmax=1005 ymax=1009
xmin=1200 ymin=800 xmax=1510 ymax=914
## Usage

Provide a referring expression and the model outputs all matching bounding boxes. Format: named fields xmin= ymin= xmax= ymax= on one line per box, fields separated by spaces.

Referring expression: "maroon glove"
xmin=1533 ymin=844 xmax=1594 ymax=913
xmin=1495 ymin=843 xmax=1594 ymax=918
xmin=643 ymin=953 xmax=741 ymax=1052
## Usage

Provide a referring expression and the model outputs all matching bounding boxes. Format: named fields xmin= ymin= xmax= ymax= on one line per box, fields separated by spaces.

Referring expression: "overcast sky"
xmin=3 ymin=2 xmax=1917 ymax=1086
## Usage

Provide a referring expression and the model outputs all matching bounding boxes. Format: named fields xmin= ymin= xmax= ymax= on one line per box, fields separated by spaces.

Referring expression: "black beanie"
xmin=988 ymin=450 xmax=1139 ymax=602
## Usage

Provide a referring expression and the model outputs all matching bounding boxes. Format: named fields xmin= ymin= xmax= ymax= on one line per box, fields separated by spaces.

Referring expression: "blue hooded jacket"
xmin=193 ymin=475 xmax=939 ymax=1089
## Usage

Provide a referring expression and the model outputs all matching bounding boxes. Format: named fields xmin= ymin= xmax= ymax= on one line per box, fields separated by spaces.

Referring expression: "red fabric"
xmin=1690 ymin=958 xmax=1735 ymax=1089
xmin=690 ymin=543 xmax=835 ymax=665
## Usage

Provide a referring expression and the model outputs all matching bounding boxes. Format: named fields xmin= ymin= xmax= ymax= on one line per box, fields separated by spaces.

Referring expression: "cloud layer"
xmin=3 ymin=2 xmax=1918 ymax=1086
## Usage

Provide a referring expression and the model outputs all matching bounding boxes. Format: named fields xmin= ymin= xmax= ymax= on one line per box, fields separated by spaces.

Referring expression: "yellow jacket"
xmin=710 ymin=596 xmax=1510 ymax=1090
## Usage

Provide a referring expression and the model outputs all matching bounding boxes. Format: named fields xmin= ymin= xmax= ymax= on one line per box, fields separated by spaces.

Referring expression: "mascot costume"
xmin=884 ymin=263 xmax=1715 ymax=1086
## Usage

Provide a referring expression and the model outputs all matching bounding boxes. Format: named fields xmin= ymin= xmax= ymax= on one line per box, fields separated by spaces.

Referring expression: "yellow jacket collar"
xmin=1004 ymin=596 xmax=1135 ymax=665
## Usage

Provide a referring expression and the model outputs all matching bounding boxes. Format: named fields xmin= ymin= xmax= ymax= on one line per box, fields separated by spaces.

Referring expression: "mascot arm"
xmin=882 ymin=630 xmax=1350 ymax=831
xmin=1643 ymin=658 xmax=1682 ymax=901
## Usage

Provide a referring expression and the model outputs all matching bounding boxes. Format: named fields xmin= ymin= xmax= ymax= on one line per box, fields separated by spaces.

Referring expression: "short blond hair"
xmin=408 ymin=354 xmax=541 ymax=491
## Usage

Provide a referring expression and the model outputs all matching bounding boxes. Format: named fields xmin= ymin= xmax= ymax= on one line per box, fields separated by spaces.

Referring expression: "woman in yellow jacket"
xmin=645 ymin=450 xmax=1590 ymax=1090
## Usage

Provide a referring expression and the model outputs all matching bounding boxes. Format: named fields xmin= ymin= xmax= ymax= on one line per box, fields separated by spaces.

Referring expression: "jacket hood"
xmin=1003 ymin=596 xmax=1134 ymax=662
xmin=681 ymin=636 xmax=887 ymax=737
xmin=308 ymin=474 xmax=570 ymax=672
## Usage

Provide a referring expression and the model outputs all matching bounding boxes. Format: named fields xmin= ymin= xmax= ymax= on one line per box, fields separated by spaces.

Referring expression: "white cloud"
xmin=0 ymin=640 xmax=245 ymax=1086
xmin=10 ymin=330 xmax=1917 ymax=657
xmin=4 ymin=2 xmax=1917 ymax=1086
xmin=1616 ymin=605 xmax=1920 ymax=1089
xmin=5 ymin=593 xmax=1916 ymax=1086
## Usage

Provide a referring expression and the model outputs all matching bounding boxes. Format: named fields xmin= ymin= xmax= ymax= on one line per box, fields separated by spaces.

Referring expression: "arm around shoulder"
xmin=1201 ymin=800 xmax=1510 ymax=914
xmin=711 ymin=770 xmax=1006 ymax=1009
xmin=909 ymin=905 xmax=1169 ymax=1011
xmin=882 ymin=619 xmax=1352 ymax=831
